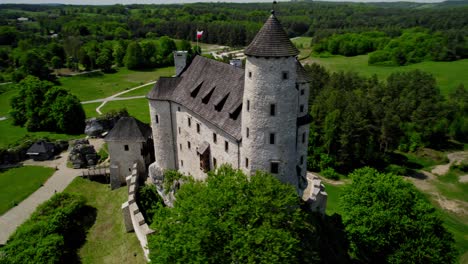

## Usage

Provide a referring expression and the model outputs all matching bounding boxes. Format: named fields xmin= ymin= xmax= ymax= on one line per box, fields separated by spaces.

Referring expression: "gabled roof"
xmin=27 ymin=141 xmax=54 ymax=154
xmin=147 ymin=56 xmax=244 ymax=140
xmin=244 ymin=12 xmax=299 ymax=57
xmin=105 ymin=116 xmax=151 ymax=142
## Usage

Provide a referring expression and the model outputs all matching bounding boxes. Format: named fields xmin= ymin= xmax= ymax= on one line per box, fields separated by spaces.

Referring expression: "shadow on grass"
xmin=64 ymin=205 xmax=97 ymax=263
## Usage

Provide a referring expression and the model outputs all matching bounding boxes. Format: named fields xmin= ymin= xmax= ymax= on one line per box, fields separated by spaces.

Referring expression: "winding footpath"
xmin=0 ymin=139 xmax=104 ymax=245
xmin=81 ymin=81 xmax=156 ymax=115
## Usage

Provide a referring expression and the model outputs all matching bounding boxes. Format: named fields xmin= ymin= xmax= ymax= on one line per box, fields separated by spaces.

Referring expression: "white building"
xmin=147 ymin=12 xmax=321 ymax=200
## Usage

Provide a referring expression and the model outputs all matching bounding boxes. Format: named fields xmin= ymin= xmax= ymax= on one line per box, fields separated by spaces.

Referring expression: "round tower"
xmin=147 ymin=79 xmax=177 ymax=181
xmin=241 ymin=11 xmax=300 ymax=188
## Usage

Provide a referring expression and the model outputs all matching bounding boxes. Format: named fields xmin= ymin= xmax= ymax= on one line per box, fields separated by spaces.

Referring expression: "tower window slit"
xmin=270 ymin=104 xmax=276 ymax=116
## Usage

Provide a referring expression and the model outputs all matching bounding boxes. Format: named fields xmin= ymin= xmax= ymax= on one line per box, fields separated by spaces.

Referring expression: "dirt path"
xmin=406 ymin=170 xmax=468 ymax=216
xmin=0 ymin=139 xmax=104 ymax=245
xmin=306 ymin=171 xmax=348 ymax=186
xmin=431 ymin=151 xmax=468 ymax=175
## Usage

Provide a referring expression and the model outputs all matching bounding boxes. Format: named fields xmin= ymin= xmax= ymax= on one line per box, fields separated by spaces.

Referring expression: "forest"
xmin=0 ymin=1 xmax=467 ymax=82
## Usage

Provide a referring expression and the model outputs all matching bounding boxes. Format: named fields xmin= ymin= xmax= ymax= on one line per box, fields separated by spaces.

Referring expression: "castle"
xmin=147 ymin=11 xmax=315 ymax=197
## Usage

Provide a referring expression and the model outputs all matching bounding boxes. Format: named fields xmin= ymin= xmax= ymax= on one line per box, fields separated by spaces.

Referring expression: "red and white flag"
xmin=196 ymin=30 xmax=203 ymax=40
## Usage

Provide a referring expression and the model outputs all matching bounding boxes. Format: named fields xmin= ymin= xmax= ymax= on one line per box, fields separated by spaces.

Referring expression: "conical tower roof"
xmin=244 ymin=11 xmax=299 ymax=57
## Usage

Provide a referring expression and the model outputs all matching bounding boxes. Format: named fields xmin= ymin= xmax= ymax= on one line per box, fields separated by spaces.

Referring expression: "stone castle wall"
xmin=173 ymin=103 xmax=240 ymax=180
xmin=121 ymin=163 xmax=154 ymax=261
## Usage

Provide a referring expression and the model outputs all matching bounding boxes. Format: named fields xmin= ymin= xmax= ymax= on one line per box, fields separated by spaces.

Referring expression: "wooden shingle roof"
xmin=244 ymin=12 xmax=299 ymax=57
xmin=147 ymin=56 xmax=245 ymax=140
xmin=105 ymin=117 xmax=151 ymax=142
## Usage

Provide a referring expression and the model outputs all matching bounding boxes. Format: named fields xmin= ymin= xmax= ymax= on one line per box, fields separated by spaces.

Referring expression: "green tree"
xmin=20 ymin=50 xmax=52 ymax=81
xmin=340 ymin=167 xmax=457 ymax=264
xmin=149 ymin=166 xmax=315 ymax=263
xmin=124 ymin=41 xmax=143 ymax=69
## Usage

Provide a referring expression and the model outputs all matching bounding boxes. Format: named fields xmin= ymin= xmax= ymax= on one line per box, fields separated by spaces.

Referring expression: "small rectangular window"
xmin=270 ymin=133 xmax=275 ymax=144
xmin=282 ymin=71 xmax=289 ymax=80
xmin=248 ymin=71 xmax=252 ymax=78
xmin=271 ymin=162 xmax=279 ymax=174
xmin=270 ymin=104 xmax=276 ymax=116
xmin=155 ymin=115 xmax=159 ymax=124
xmin=178 ymin=106 xmax=181 ymax=111
xmin=197 ymin=123 xmax=200 ymax=133
xmin=245 ymin=158 xmax=249 ymax=168
xmin=188 ymin=141 xmax=191 ymax=149
xmin=300 ymin=105 xmax=304 ymax=113
xmin=188 ymin=117 xmax=191 ymax=127
xmin=300 ymin=155 xmax=304 ymax=165
xmin=179 ymin=144 xmax=182 ymax=151
xmin=246 ymin=127 xmax=249 ymax=138
xmin=178 ymin=127 xmax=181 ymax=134
xmin=301 ymin=89 xmax=305 ymax=95
xmin=181 ymin=160 xmax=184 ymax=167
xmin=247 ymin=100 xmax=250 ymax=111
xmin=213 ymin=158 xmax=217 ymax=168
xmin=225 ymin=140 xmax=229 ymax=152
xmin=213 ymin=133 xmax=217 ymax=143
xmin=302 ymin=132 xmax=306 ymax=143
xmin=124 ymin=145 xmax=129 ymax=151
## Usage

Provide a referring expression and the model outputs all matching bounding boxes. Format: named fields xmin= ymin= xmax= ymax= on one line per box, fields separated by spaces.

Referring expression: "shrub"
xmin=321 ymin=167 xmax=341 ymax=180
xmin=0 ymin=193 xmax=96 ymax=263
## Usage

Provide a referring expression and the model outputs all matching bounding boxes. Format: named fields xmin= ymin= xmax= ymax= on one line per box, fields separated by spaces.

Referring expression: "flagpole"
xmin=196 ymin=28 xmax=199 ymax=54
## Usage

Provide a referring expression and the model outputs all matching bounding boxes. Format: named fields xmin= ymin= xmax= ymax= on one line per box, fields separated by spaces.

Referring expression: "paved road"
xmin=0 ymin=139 xmax=104 ymax=245
xmin=81 ymin=95 xmax=145 ymax=104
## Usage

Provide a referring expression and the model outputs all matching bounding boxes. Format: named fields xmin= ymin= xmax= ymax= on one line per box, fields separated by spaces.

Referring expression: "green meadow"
xmin=0 ymin=166 xmax=55 ymax=215
xmin=60 ymin=66 xmax=173 ymax=101
xmin=65 ymin=177 xmax=146 ymax=264
xmin=304 ymin=54 xmax=467 ymax=96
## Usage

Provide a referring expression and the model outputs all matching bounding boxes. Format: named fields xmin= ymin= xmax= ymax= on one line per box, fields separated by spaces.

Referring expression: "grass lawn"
xmin=0 ymin=119 xmax=83 ymax=148
xmin=82 ymin=102 xmax=101 ymax=119
xmin=291 ymin=37 xmax=312 ymax=60
xmin=100 ymin=98 xmax=150 ymax=123
xmin=64 ymin=177 xmax=146 ymax=264
xmin=60 ymin=66 xmax=174 ymax=102
xmin=0 ymin=85 xmax=16 ymax=117
xmin=322 ymin=183 xmax=345 ymax=216
xmin=118 ymin=83 xmax=154 ymax=98
xmin=304 ymin=54 xmax=467 ymax=97
xmin=0 ymin=166 xmax=55 ymax=215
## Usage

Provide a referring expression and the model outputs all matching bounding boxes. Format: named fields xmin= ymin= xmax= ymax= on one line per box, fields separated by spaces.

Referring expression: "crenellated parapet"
xmin=121 ymin=163 xmax=155 ymax=261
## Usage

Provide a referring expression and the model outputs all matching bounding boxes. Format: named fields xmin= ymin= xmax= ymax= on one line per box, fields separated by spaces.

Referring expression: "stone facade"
xmin=174 ymin=51 xmax=188 ymax=76
xmin=108 ymin=141 xmax=149 ymax=189
xmin=147 ymin=13 xmax=320 ymax=207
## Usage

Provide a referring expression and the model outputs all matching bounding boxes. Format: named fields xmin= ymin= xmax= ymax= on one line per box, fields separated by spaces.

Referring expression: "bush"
xmin=136 ymin=184 xmax=164 ymax=225
xmin=0 ymin=193 xmax=96 ymax=263
xmin=321 ymin=167 xmax=341 ymax=180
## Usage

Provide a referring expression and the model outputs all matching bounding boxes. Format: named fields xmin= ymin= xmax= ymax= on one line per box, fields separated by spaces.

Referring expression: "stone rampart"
xmin=121 ymin=163 xmax=154 ymax=261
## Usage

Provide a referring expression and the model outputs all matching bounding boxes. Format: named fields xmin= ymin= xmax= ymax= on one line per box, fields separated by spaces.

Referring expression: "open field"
xmin=100 ymin=98 xmax=150 ymax=123
xmin=0 ymin=119 xmax=83 ymax=148
xmin=291 ymin=37 xmax=312 ymax=59
xmin=83 ymin=98 xmax=149 ymax=123
xmin=60 ymin=67 xmax=173 ymax=101
xmin=303 ymin=54 xmax=467 ymax=96
xmin=64 ymin=177 xmax=146 ymax=264
xmin=0 ymin=85 xmax=15 ymax=117
xmin=0 ymin=166 xmax=55 ymax=215
xmin=118 ymin=83 xmax=154 ymax=98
